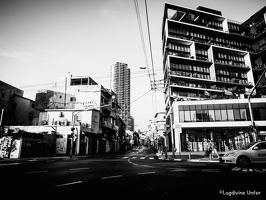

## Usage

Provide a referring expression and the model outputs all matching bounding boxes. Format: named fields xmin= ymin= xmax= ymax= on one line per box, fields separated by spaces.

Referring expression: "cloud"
xmin=0 ymin=51 xmax=37 ymax=62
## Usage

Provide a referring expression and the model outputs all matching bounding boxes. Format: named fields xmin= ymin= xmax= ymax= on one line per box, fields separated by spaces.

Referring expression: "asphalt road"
xmin=1 ymin=147 xmax=266 ymax=200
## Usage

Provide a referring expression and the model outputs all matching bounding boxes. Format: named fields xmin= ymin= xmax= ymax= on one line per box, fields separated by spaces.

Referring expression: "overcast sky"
xmin=0 ymin=0 xmax=265 ymax=130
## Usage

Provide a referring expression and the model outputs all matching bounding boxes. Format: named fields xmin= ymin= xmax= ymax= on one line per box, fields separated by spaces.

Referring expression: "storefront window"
xmin=240 ymin=109 xmax=247 ymax=121
xmin=227 ymin=109 xmax=234 ymax=121
xmin=179 ymin=111 xmax=185 ymax=122
xmin=208 ymin=110 xmax=215 ymax=121
xmin=184 ymin=110 xmax=191 ymax=122
xmin=178 ymin=102 xmax=265 ymax=123
xmin=221 ymin=109 xmax=227 ymax=121
xmin=190 ymin=110 xmax=197 ymax=121
xmin=233 ymin=104 xmax=240 ymax=121
xmin=215 ymin=110 xmax=221 ymax=121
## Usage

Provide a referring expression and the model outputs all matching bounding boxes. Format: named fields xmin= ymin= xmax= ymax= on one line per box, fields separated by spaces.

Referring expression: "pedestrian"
xmin=211 ymin=145 xmax=219 ymax=159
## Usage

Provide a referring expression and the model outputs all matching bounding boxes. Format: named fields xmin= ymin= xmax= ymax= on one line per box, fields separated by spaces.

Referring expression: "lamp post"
xmin=247 ymin=67 xmax=266 ymax=141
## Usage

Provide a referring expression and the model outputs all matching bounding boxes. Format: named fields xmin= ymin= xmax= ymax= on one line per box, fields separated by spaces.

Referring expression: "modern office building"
xmin=162 ymin=3 xmax=266 ymax=152
xmin=112 ymin=62 xmax=131 ymax=130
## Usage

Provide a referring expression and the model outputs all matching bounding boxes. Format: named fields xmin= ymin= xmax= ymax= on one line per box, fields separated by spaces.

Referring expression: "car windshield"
xmin=240 ymin=142 xmax=257 ymax=150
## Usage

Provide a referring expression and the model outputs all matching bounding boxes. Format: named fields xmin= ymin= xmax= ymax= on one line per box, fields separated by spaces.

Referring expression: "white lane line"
xmin=149 ymin=157 xmax=154 ymax=159
xmin=101 ymin=175 xmax=123 ymax=180
xmin=131 ymin=157 xmax=137 ymax=159
xmin=140 ymin=157 xmax=146 ymax=159
xmin=170 ymin=169 xmax=187 ymax=172
xmin=69 ymin=167 xmax=89 ymax=171
xmin=26 ymin=170 xmax=48 ymax=174
xmin=122 ymin=157 xmax=129 ymax=159
xmin=137 ymin=171 xmax=156 ymax=175
xmin=55 ymin=181 xmax=83 ymax=187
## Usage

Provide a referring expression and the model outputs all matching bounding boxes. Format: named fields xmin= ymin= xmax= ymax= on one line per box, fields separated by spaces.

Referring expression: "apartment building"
xmin=162 ymin=3 xmax=266 ymax=152
xmin=112 ymin=62 xmax=131 ymax=130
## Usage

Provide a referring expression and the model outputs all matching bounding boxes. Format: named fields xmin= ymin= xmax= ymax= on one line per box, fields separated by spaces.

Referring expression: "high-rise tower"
xmin=112 ymin=62 xmax=131 ymax=130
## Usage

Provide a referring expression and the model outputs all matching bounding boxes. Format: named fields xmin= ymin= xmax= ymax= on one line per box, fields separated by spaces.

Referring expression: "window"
xmin=184 ymin=111 xmax=191 ymax=122
xmin=208 ymin=109 xmax=215 ymax=121
xmin=179 ymin=111 xmax=185 ymax=122
xmin=214 ymin=110 xmax=221 ymax=121
xmin=221 ymin=109 xmax=227 ymax=121
xmin=190 ymin=110 xmax=197 ymax=122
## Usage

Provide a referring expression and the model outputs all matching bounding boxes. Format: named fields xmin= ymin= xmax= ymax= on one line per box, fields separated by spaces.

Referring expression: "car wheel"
xmin=237 ymin=156 xmax=250 ymax=168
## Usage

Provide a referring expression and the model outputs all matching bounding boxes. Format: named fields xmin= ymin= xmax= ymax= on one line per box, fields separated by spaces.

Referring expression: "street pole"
xmin=0 ymin=108 xmax=4 ymax=126
xmin=247 ymin=67 xmax=266 ymax=142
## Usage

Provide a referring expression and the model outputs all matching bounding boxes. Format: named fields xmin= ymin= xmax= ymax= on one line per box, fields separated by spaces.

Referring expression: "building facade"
xmin=0 ymin=74 xmax=128 ymax=158
xmin=0 ymin=80 xmax=34 ymax=126
xmin=112 ymin=62 xmax=131 ymax=130
xmin=162 ymin=3 xmax=266 ymax=152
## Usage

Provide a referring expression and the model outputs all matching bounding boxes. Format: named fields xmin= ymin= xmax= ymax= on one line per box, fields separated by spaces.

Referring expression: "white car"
xmin=222 ymin=141 xmax=266 ymax=167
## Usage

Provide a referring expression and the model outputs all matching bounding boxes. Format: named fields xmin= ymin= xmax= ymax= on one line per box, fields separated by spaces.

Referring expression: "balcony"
xmin=101 ymin=121 xmax=118 ymax=131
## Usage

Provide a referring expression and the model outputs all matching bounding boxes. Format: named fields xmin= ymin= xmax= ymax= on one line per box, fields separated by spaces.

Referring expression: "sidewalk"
xmin=0 ymin=150 xmax=134 ymax=165
xmin=156 ymin=151 xmax=224 ymax=163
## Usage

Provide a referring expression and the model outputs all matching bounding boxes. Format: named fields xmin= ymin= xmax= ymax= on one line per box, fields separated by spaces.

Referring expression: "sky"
xmin=0 ymin=0 xmax=265 ymax=131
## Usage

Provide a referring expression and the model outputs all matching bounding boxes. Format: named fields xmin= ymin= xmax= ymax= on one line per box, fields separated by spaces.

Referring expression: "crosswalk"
xmin=231 ymin=166 xmax=266 ymax=173
xmin=120 ymin=156 xmax=157 ymax=160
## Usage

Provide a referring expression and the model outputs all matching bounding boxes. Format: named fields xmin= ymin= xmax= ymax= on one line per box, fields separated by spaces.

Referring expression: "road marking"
xmin=137 ymin=171 xmax=156 ymax=175
xmin=0 ymin=163 xmax=20 ymax=166
xmin=55 ymin=181 xmax=83 ymax=187
xmin=122 ymin=157 xmax=129 ymax=159
xmin=131 ymin=157 xmax=137 ymax=159
xmin=232 ymin=167 xmax=242 ymax=171
xmin=69 ymin=167 xmax=89 ymax=171
xmin=170 ymin=169 xmax=187 ymax=172
xmin=101 ymin=175 xmax=123 ymax=180
xmin=140 ymin=157 xmax=146 ymax=159
xmin=26 ymin=170 xmax=48 ymax=174
xmin=149 ymin=157 xmax=154 ymax=159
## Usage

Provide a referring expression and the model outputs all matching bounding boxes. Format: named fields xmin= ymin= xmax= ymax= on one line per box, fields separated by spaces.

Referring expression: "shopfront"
xmin=172 ymin=98 xmax=266 ymax=153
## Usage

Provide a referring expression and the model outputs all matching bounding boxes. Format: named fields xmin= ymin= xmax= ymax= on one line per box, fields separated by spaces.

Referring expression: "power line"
xmin=130 ymin=89 xmax=151 ymax=105
xmin=144 ymin=0 xmax=157 ymax=114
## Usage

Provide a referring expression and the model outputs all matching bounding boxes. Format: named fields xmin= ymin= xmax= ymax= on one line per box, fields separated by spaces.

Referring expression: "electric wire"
xmin=144 ymin=0 xmax=157 ymax=114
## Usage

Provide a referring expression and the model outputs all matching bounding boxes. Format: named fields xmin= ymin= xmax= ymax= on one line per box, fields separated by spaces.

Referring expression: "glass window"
xmin=240 ymin=109 xmax=247 ymax=121
xmin=184 ymin=105 xmax=190 ymax=111
xmin=214 ymin=104 xmax=220 ymax=110
xmin=184 ymin=111 xmax=191 ymax=122
xmin=227 ymin=104 xmax=233 ymax=109
xmin=190 ymin=105 xmax=196 ymax=111
xmin=239 ymin=103 xmax=246 ymax=109
xmin=233 ymin=109 xmax=241 ymax=121
xmin=214 ymin=109 xmax=221 ymax=121
xmin=190 ymin=110 xmax=197 ymax=121
xmin=221 ymin=109 xmax=227 ymax=121
xmin=179 ymin=111 xmax=185 ymax=122
xmin=220 ymin=104 xmax=226 ymax=109
xmin=196 ymin=110 xmax=203 ymax=122
xmin=196 ymin=105 xmax=201 ymax=110
xmin=208 ymin=110 xmax=215 ymax=121
xmin=202 ymin=105 xmax=208 ymax=110
xmin=258 ymin=103 xmax=266 ymax=120
xmin=227 ymin=109 xmax=234 ymax=121
xmin=202 ymin=110 xmax=209 ymax=122
xmin=233 ymin=104 xmax=239 ymax=109
xmin=208 ymin=104 xmax=214 ymax=110
xmin=179 ymin=105 xmax=184 ymax=111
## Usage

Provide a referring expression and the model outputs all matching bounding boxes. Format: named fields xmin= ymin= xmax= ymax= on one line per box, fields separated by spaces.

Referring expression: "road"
xmin=1 ymin=147 xmax=266 ymax=199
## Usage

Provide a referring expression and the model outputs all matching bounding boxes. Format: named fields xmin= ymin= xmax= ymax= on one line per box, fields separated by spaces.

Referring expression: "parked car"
xmin=222 ymin=141 xmax=266 ymax=167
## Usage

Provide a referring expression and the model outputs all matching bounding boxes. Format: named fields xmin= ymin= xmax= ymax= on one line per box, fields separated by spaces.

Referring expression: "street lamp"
xmin=247 ymin=67 xmax=266 ymax=141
